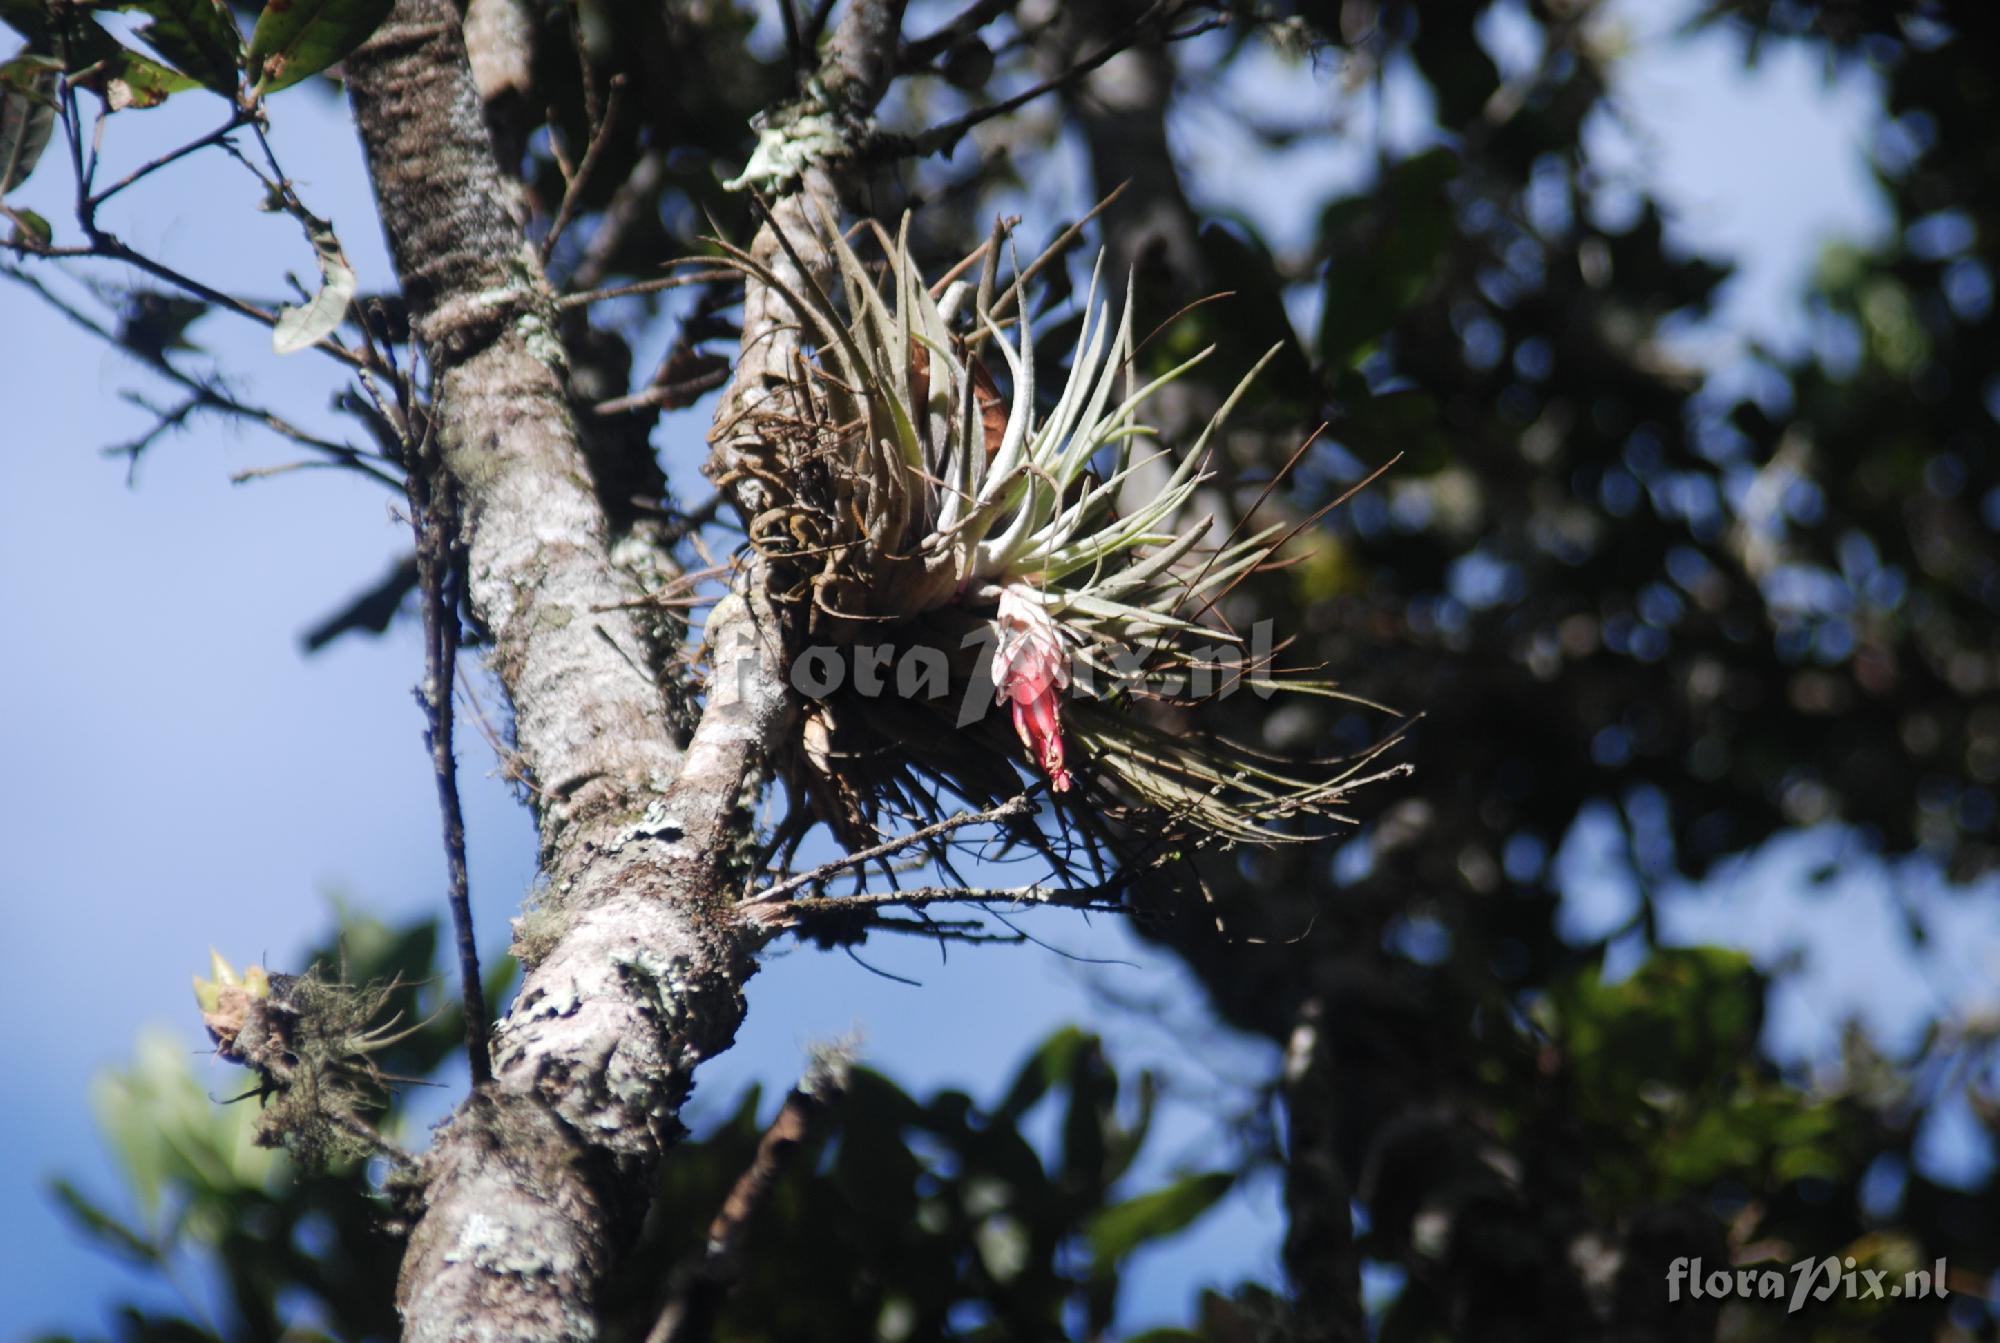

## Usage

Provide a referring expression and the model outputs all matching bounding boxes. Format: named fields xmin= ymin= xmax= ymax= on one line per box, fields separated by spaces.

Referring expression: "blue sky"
xmin=1 ymin=2 xmax=1979 ymax=1337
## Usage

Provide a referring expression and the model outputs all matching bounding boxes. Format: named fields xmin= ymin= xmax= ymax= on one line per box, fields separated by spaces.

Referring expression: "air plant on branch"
xmin=708 ymin=211 xmax=1405 ymax=877
xmin=193 ymin=951 xmax=420 ymax=1166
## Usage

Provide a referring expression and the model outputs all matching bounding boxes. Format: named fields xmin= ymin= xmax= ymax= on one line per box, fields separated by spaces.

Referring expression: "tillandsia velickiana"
xmin=193 ymin=951 xmax=422 ymax=1168
xmin=706 ymin=209 xmax=1407 ymax=877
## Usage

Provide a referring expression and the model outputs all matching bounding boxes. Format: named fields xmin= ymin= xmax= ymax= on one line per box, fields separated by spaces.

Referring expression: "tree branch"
xmin=339 ymin=0 xmax=913 ymax=1336
xmin=646 ymin=1047 xmax=854 ymax=1343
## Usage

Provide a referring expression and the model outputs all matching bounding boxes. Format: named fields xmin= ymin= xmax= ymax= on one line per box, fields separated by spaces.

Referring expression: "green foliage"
xmin=610 ymin=1021 xmax=1237 ymax=1342
xmin=23 ymin=2 xmax=2000 ymax=1340
xmin=0 ymin=53 xmax=54 ymax=192
xmin=0 ymin=0 xmax=387 ymax=108
xmin=53 ymin=917 xmax=1248 ymax=1343
xmin=1317 ymin=147 xmax=1460 ymax=372
xmin=124 ymin=0 xmax=244 ymax=95
xmin=247 ymin=0 xmax=392 ymax=95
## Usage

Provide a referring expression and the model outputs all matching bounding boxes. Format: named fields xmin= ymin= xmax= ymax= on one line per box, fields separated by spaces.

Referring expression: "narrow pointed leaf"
xmin=1086 ymin=1171 xmax=1234 ymax=1267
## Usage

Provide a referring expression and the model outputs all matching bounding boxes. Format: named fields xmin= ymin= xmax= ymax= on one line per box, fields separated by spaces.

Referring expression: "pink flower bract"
xmin=993 ymin=584 xmax=1074 ymax=792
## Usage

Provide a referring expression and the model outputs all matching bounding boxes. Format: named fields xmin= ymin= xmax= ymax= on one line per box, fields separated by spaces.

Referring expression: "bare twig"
xmin=542 ymin=74 xmax=628 ymax=262
xmin=557 ymin=266 xmax=737 ymax=311
xmin=647 ymin=1047 xmax=855 ymax=1343
xmin=906 ymin=0 xmax=1176 ymax=158
xmin=901 ymin=0 xmax=1015 ymax=69
xmin=87 ymin=110 xmax=254 ymax=209
xmin=564 ymin=0 xmax=604 ymax=133
xmin=403 ymin=405 xmax=493 ymax=1086
xmin=592 ymin=364 xmax=733 ymax=415
xmin=562 ymin=146 xmax=666 ymax=293
xmin=741 ymin=792 xmax=1038 ymax=908
xmin=752 ymin=878 xmax=1122 ymax=930
xmin=0 ymin=263 xmax=402 ymax=488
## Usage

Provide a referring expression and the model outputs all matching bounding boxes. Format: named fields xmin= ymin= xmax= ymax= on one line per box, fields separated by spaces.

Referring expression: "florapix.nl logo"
xmin=1668 ymin=1255 xmax=1951 ymax=1313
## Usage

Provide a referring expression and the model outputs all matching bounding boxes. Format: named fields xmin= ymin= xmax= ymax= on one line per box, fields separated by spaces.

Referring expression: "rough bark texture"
xmin=346 ymin=2 xmax=680 ymax=869
xmin=340 ymin=2 xmax=905 ymax=1337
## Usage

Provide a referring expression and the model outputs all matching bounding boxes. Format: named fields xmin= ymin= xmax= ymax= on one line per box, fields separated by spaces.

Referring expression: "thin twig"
xmin=906 ymin=1 xmax=1175 ymax=159
xmin=647 ymin=1048 xmax=854 ymax=1343
xmin=557 ymin=266 xmax=737 ymax=310
xmin=563 ymin=147 xmax=666 ymax=294
xmin=901 ymin=0 xmax=1015 ymax=69
xmin=592 ymin=363 xmax=733 ymax=415
xmin=741 ymin=792 xmax=1037 ymax=908
xmin=542 ymin=75 xmax=628 ymax=262
xmin=405 ymin=408 xmax=492 ymax=1086
xmin=756 ymin=879 xmax=1122 ymax=929
xmin=87 ymin=110 xmax=253 ymax=208
xmin=565 ymin=0 xmax=604 ymax=133
xmin=0 ymin=263 xmax=403 ymax=488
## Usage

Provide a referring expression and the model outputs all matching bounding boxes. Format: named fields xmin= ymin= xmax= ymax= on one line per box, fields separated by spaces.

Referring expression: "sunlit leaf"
xmin=80 ymin=49 xmax=203 ymax=111
xmin=6 ymin=203 xmax=50 ymax=245
xmin=273 ymin=223 xmax=357 ymax=354
xmin=248 ymin=0 xmax=393 ymax=95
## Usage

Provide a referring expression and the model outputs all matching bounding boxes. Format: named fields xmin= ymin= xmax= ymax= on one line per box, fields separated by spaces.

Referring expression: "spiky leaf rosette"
xmin=193 ymin=951 xmax=421 ymax=1167
xmin=708 ymin=214 xmax=1404 ymax=863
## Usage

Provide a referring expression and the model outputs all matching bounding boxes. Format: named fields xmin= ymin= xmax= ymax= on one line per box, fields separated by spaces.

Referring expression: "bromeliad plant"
xmin=709 ymin=213 xmax=1403 ymax=865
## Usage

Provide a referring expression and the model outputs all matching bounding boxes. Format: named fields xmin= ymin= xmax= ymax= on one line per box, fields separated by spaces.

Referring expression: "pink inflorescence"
xmin=992 ymin=584 xmax=1074 ymax=792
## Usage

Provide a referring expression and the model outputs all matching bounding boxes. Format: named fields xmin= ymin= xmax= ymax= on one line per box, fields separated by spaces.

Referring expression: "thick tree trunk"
xmin=340 ymin=1 xmax=904 ymax=1335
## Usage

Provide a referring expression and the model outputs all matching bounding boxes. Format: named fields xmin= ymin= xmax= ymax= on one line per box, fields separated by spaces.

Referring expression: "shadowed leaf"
xmin=249 ymin=0 xmax=393 ymax=95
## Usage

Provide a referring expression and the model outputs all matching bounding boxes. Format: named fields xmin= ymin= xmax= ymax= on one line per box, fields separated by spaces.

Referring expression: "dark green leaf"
xmin=6 ymin=203 xmax=51 ymax=245
xmin=0 ymin=62 xmax=55 ymax=195
xmin=1318 ymin=147 xmax=1461 ymax=371
xmin=0 ymin=0 xmax=48 ymax=40
xmin=47 ymin=1178 xmax=162 ymax=1266
xmin=1058 ymin=1034 xmax=1113 ymax=1198
xmin=993 ymin=1026 xmax=1092 ymax=1124
xmin=122 ymin=0 xmax=243 ymax=94
xmin=1085 ymin=1171 xmax=1234 ymax=1268
xmin=119 ymin=292 xmax=211 ymax=358
xmin=248 ymin=0 xmax=393 ymax=95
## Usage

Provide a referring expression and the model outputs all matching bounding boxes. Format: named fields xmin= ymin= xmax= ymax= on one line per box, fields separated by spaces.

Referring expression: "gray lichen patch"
xmin=609 ymin=943 xmax=694 ymax=1030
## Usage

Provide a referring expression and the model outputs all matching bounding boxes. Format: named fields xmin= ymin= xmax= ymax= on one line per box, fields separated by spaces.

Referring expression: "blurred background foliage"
xmin=25 ymin=0 xmax=2000 ymax=1338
